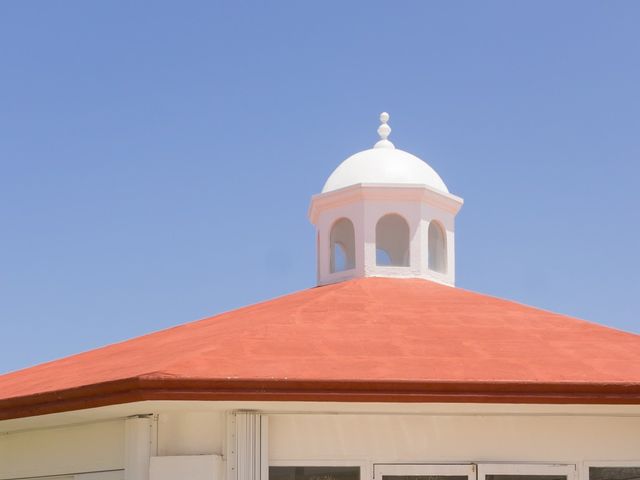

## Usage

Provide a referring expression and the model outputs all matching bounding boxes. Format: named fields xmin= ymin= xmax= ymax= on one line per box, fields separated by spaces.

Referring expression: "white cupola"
xmin=309 ymin=112 xmax=464 ymax=286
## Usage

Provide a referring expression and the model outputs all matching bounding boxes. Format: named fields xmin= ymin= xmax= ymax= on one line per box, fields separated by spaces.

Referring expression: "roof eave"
xmin=3 ymin=377 xmax=640 ymax=422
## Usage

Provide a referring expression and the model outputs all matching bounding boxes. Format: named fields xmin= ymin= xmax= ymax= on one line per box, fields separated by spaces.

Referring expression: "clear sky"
xmin=1 ymin=1 xmax=639 ymax=374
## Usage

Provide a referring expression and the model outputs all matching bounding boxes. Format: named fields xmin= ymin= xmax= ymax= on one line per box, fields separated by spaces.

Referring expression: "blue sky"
xmin=1 ymin=1 xmax=639 ymax=373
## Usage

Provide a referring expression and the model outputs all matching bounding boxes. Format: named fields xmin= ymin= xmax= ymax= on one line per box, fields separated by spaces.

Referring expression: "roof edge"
xmin=3 ymin=377 xmax=640 ymax=421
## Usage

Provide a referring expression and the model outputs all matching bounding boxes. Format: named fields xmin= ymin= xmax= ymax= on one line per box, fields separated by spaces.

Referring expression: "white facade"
xmin=1 ymin=402 xmax=639 ymax=480
xmin=309 ymin=113 xmax=463 ymax=286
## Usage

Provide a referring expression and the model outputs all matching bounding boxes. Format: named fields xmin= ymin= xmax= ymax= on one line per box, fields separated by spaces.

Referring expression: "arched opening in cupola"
xmin=428 ymin=220 xmax=447 ymax=273
xmin=376 ymin=214 xmax=410 ymax=267
xmin=330 ymin=218 xmax=355 ymax=273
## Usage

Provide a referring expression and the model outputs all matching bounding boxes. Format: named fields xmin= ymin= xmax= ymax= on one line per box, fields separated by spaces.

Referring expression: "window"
xmin=590 ymin=467 xmax=640 ymax=480
xmin=375 ymin=463 xmax=474 ymax=480
xmin=428 ymin=220 xmax=447 ymax=273
xmin=376 ymin=214 xmax=410 ymax=267
xmin=271 ymin=466 xmax=360 ymax=480
xmin=330 ymin=218 xmax=355 ymax=273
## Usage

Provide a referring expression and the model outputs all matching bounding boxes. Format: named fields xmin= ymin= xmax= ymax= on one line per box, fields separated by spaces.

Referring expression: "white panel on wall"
xmin=149 ymin=455 xmax=223 ymax=480
xmin=0 ymin=420 xmax=125 ymax=480
xmin=269 ymin=414 xmax=640 ymax=463
xmin=157 ymin=412 xmax=225 ymax=456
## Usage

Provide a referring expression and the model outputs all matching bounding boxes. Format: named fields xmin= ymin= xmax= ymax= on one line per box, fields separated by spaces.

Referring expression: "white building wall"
xmin=1 ymin=404 xmax=639 ymax=480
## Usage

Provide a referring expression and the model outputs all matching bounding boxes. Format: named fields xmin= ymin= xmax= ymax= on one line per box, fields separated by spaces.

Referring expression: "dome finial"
xmin=374 ymin=112 xmax=395 ymax=149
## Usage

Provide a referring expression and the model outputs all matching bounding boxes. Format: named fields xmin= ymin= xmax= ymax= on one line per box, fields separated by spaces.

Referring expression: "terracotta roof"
xmin=1 ymin=277 xmax=640 ymax=420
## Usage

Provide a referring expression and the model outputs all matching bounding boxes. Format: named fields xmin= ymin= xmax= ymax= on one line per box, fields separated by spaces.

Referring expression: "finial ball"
xmin=380 ymin=112 xmax=390 ymax=123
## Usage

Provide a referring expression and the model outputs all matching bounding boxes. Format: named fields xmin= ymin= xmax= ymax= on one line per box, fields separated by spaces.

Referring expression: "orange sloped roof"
xmin=1 ymin=277 xmax=640 ymax=420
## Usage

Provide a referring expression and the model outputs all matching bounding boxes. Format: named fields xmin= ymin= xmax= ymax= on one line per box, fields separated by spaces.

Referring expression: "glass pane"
xmin=487 ymin=476 xmax=566 ymax=480
xmin=270 ymin=466 xmax=360 ymax=480
xmin=590 ymin=467 xmax=640 ymax=480
xmin=383 ymin=476 xmax=468 ymax=480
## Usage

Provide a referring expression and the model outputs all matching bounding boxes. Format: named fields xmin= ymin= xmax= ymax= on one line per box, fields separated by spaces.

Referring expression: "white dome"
xmin=322 ymin=147 xmax=449 ymax=194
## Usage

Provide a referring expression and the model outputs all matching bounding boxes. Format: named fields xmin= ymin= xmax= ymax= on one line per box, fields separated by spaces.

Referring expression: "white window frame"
xmin=76 ymin=473 xmax=124 ymax=480
xmin=583 ymin=462 xmax=640 ymax=469
xmin=269 ymin=459 xmax=371 ymax=480
xmin=478 ymin=463 xmax=577 ymax=480
xmin=374 ymin=464 xmax=476 ymax=480
xmin=8 ymin=472 xmax=123 ymax=480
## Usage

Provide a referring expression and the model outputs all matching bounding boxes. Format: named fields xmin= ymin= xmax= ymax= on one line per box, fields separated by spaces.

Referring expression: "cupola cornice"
xmin=308 ymin=183 xmax=463 ymax=225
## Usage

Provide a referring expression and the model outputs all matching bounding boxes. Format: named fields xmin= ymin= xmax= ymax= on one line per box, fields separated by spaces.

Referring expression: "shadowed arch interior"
xmin=376 ymin=214 xmax=410 ymax=266
xmin=330 ymin=218 xmax=355 ymax=272
xmin=428 ymin=220 xmax=447 ymax=273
